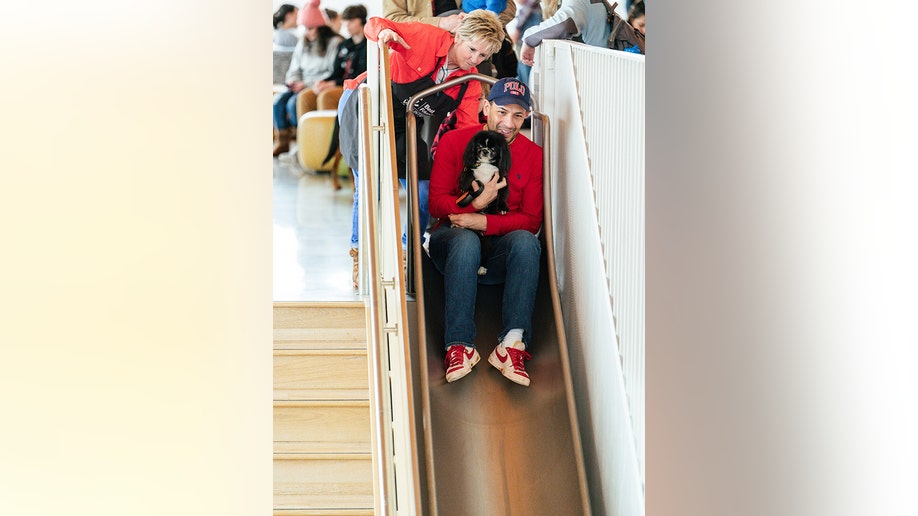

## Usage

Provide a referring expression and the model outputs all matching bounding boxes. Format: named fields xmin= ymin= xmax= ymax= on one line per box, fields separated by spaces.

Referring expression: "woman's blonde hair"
xmin=455 ymin=10 xmax=505 ymax=55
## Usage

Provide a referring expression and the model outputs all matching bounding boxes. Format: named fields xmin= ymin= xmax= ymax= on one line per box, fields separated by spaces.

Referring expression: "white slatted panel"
xmin=572 ymin=46 xmax=645 ymax=483
xmin=533 ymin=40 xmax=644 ymax=515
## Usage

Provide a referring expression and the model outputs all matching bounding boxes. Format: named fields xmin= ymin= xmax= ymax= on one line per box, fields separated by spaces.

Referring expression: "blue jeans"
xmin=350 ymin=167 xmax=359 ymax=248
xmin=398 ymin=178 xmax=429 ymax=248
xmin=428 ymin=227 xmax=540 ymax=350
xmin=273 ymin=90 xmax=300 ymax=129
xmin=350 ymin=174 xmax=422 ymax=249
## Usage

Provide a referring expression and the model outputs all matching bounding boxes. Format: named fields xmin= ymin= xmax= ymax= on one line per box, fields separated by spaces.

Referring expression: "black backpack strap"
xmin=322 ymin=117 xmax=340 ymax=165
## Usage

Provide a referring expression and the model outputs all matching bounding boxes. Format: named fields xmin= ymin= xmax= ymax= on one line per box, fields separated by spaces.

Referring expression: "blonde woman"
xmin=363 ymin=9 xmax=505 ymax=247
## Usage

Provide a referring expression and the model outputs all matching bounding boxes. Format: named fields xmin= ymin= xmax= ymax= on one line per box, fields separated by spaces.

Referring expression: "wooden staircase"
xmin=274 ymin=301 xmax=374 ymax=515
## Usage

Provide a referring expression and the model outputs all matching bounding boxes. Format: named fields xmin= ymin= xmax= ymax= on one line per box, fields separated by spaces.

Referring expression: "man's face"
xmin=484 ymin=101 xmax=528 ymax=143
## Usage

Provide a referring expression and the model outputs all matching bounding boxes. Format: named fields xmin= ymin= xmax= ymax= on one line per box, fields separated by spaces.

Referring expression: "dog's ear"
xmin=463 ymin=132 xmax=481 ymax=166
xmin=498 ymin=138 xmax=512 ymax=172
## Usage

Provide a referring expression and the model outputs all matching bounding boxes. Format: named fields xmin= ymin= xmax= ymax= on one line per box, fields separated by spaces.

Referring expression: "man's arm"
xmin=519 ymin=0 xmax=587 ymax=65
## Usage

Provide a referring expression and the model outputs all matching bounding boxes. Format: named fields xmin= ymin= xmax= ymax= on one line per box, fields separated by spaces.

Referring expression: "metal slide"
xmin=402 ymin=84 xmax=592 ymax=514
xmin=413 ymin=243 xmax=590 ymax=515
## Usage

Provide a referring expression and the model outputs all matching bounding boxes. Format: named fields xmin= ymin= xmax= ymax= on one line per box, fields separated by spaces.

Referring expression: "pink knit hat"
xmin=298 ymin=0 xmax=327 ymax=29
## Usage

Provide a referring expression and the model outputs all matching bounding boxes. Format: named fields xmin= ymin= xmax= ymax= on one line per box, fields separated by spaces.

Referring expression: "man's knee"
xmin=450 ymin=228 xmax=482 ymax=250
xmin=507 ymin=230 xmax=540 ymax=256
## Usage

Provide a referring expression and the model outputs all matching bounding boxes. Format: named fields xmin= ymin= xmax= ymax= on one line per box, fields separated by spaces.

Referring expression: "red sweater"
xmin=364 ymin=17 xmax=484 ymax=129
xmin=429 ymin=125 xmax=544 ymax=236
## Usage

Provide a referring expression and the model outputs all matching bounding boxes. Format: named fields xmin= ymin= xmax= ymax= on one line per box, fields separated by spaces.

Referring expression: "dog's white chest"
xmin=472 ymin=163 xmax=499 ymax=183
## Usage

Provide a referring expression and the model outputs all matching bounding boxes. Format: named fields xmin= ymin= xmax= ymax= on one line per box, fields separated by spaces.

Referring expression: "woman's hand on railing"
xmin=376 ymin=29 xmax=411 ymax=50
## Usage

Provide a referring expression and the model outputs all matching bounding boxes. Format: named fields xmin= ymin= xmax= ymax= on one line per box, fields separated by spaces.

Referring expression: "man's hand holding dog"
xmin=469 ymin=174 xmax=506 ymax=211
xmin=448 ymin=212 xmax=486 ymax=231
xmin=450 ymin=175 xmax=506 ymax=231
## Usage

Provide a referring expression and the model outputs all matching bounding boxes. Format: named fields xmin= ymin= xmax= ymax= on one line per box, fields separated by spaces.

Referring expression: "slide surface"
xmin=415 ymin=239 xmax=589 ymax=515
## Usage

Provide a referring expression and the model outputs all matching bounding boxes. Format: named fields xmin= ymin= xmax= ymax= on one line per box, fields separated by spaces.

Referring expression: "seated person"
xmin=299 ymin=4 xmax=369 ymax=115
xmin=427 ymin=78 xmax=543 ymax=387
xmin=272 ymin=0 xmax=343 ymax=157
xmin=273 ymin=4 xmax=300 ymax=51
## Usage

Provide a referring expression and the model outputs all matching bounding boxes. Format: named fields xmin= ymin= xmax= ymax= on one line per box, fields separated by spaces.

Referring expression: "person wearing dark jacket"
xmin=310 ymin=5 xmax=369 ymax=96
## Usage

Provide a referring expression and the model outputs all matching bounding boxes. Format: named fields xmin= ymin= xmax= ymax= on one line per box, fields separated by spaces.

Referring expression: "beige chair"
xmin=296 ymin=86 xmax=344 ymax=122
xmin=296 ymin=110 xmax=351 ymax=190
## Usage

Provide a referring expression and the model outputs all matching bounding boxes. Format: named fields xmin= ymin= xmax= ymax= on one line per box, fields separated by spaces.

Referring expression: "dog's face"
xmin=457 ymin=130 xmax=513 ymax=214
xmin=462 ymin=130 xmax=510 ymax=172
xmin=475 ymin=137 xmax=500 ymax=165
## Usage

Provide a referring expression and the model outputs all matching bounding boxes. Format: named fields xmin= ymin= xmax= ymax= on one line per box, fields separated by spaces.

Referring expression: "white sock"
xmin=501 ymin=329 xmax=525 ymax=349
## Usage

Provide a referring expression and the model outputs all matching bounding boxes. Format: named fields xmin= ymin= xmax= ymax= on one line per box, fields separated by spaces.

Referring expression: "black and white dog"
xmin=456 ymin=130 xmax=511 ymax=213
xmin=455 ymin=130 xmax=511 ymax=275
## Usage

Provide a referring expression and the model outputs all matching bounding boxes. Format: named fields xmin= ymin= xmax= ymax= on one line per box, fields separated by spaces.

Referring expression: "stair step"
xmin=274 ymin=401 xmax=371 ymax=454
xmin=274 ymin=350 xmax=369 ymax=400
xmin=274 ymin=453 xmax=373 ymax=511
xmin=274 ymin=302 xmax=367 ymax=350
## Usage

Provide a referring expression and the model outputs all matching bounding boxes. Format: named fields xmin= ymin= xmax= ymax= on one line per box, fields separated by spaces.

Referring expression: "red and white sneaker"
xmin=488 ymin=342 xmax=532 ymax=387
xmin=444 ymin=345 xmax=480 ymax=383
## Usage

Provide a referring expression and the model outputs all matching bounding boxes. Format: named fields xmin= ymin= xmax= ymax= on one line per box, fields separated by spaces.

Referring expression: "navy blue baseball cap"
xmin=487 ymin=78 xmax=532 ymax=112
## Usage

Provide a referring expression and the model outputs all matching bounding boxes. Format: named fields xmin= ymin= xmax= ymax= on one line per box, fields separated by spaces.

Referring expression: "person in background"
xmin=508 ymin=0 xmax=541 ymax=86
xmin=461 ymin=0 xmax=507 ymax=18
xmin=383 ymin=0 xmax=516 ymax=33
xmin=519 ymin=0 xmax=643 ymax=66
xmin=273 ymin=0 xmax=343 ymax=157
xmin=324 ymin=8 xmax=343 ymax=34
xmin=364 ymin=10 xmax=505 ymax=252
xmin=458 ymin=0 xmax=521 ymax=79
xmin=427 ymin=78 xmax=543 ymax=387
xmin=628 ymin=0 xmax=645 ymax=35
xmin=301 ymin=4 xmax=368 ymax=111
xmin=518 ymin=0 xmax=608 ymax=66
xmin=273 ymin=4 xmax=300 ymax=50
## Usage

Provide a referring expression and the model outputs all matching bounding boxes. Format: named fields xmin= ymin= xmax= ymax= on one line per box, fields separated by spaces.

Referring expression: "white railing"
xmin=532 ymin=40 xmax=645 ymax=515
xmin=359 ymin=43 xmax=422 ymax=515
